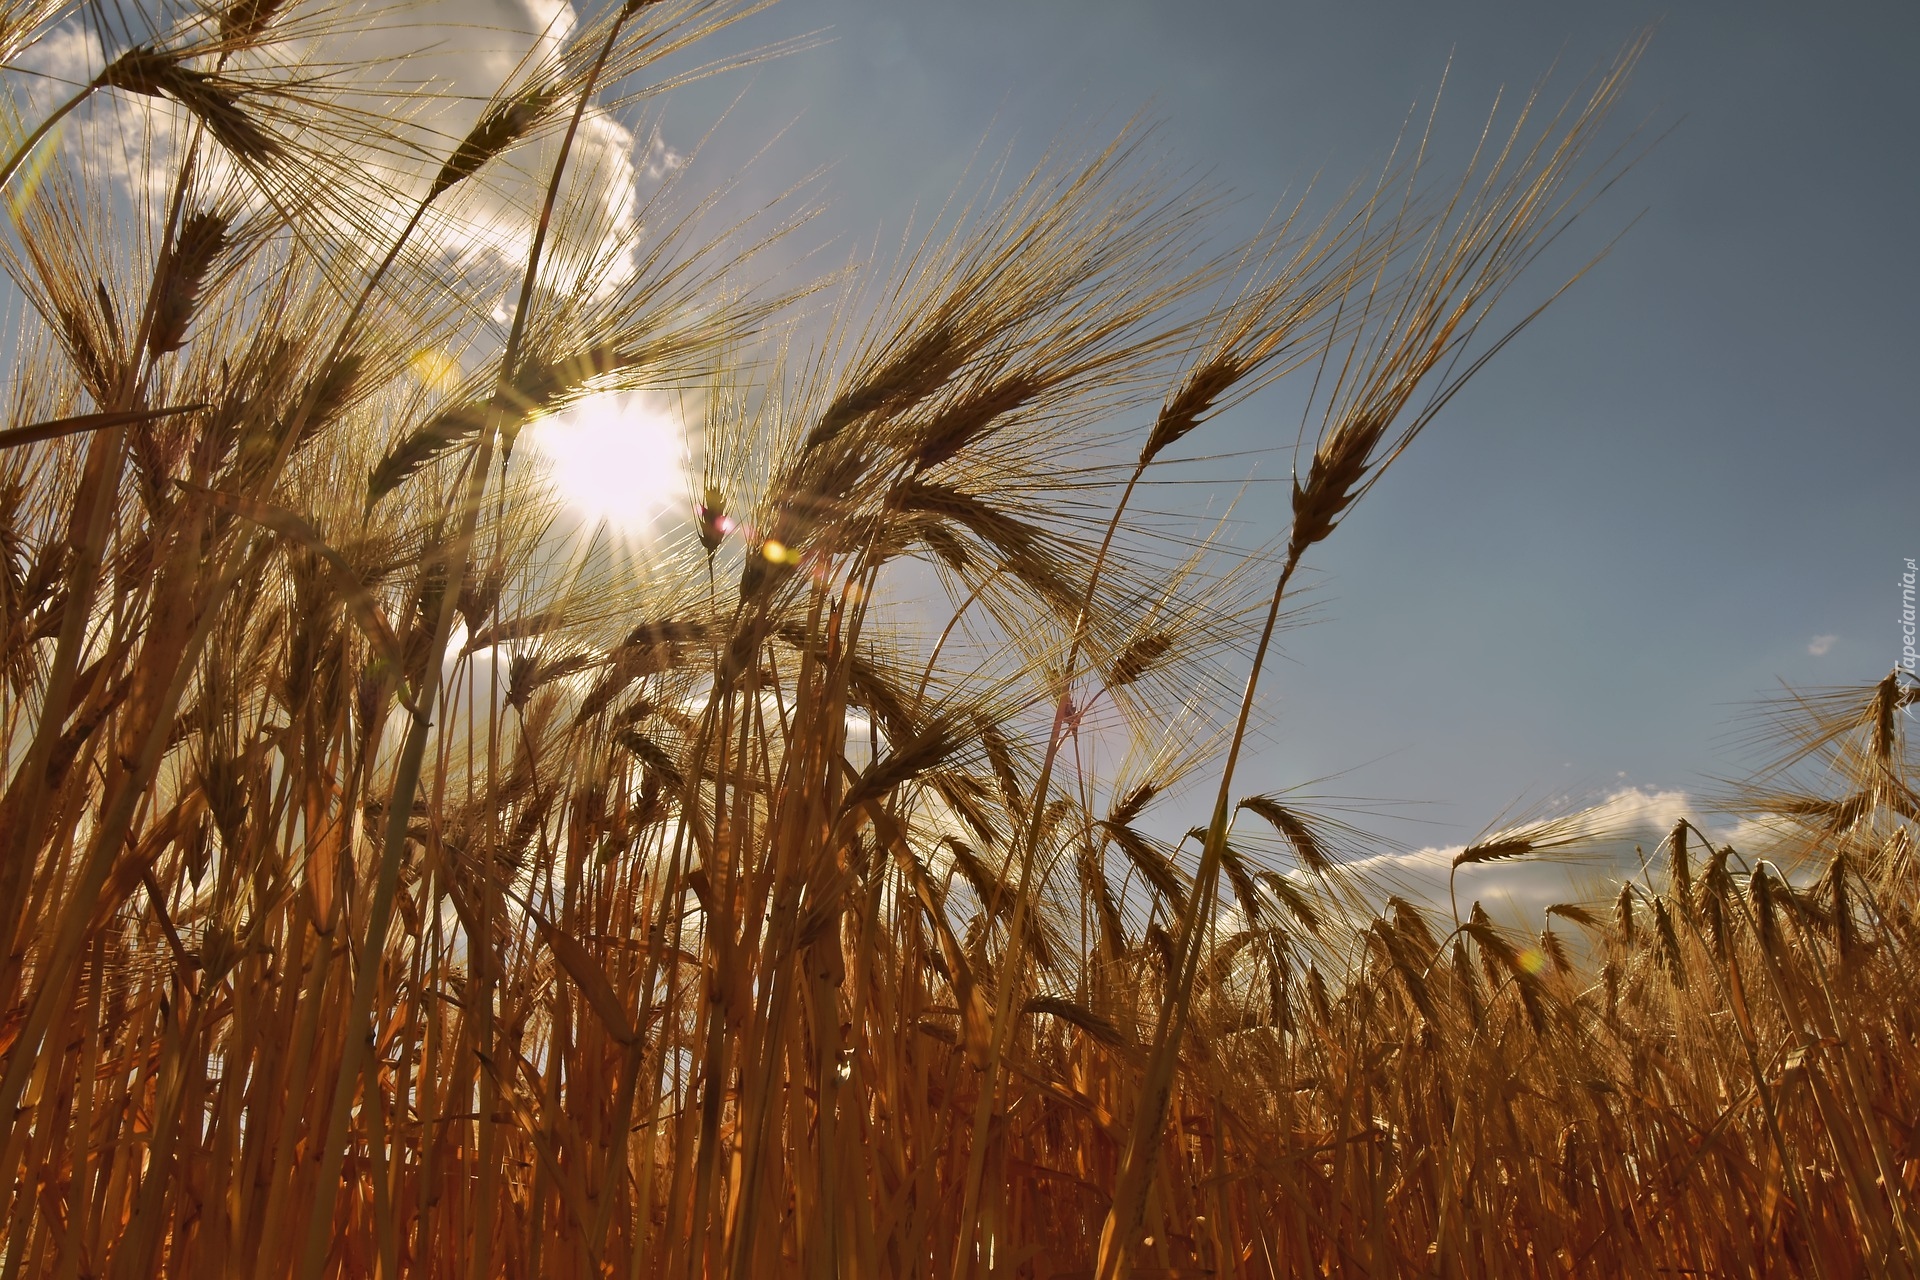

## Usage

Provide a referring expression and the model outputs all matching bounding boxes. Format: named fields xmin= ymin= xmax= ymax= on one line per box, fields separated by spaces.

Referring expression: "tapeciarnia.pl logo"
xmin=1902 ymin=558 xmax=1916 ymax=717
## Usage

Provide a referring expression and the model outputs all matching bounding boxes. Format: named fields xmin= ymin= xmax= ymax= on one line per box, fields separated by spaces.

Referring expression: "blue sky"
xmin=648 ymin=0 xmax=1919 ymax=858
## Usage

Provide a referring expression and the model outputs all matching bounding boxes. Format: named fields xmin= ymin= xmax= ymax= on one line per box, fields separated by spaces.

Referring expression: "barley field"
xmin=0 ymin=3 xmax=1914 ymax=1277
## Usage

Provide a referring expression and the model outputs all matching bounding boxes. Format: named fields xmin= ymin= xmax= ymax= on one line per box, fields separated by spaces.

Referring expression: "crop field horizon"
xmin=0 ymin=3 xmax=1914 ymax=1277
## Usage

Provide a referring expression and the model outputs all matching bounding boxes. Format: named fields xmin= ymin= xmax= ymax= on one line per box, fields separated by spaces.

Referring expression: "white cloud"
xmin=294 ymin=0 xmax=668 ymax=286
xmin=1808 ymin=634 xmax=1838 ymax=656
xmin=1333 ymin=785 xmax=1837 ymax=929
xmin=8 ymin=1 xmax=669 ymax=287
xmin=14 ymin=25 xmax=187 ymax=204
xmin=1722 ymin=812 xmax=1804 ymax=863
xmin=1337 ymin=787 xmax=1701 ymax=926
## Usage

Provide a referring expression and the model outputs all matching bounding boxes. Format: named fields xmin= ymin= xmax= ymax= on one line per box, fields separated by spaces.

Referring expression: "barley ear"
xmin=149 ymin=210 xmax=230 ymax=359
xmin=1651 ymin=897 xmax=1687 ymax=989
xmin=428 ymin=83 xmax=564 ymax=202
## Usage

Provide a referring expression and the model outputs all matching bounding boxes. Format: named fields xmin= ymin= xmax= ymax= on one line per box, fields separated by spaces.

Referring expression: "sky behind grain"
xmin=644 ymin=0 xmax=1919 ymax=864
xmin=39 ymin=0 xmax=1903 ymax=908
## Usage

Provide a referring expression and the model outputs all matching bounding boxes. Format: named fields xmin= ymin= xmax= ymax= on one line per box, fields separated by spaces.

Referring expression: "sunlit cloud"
xmin=1341 ymin=787 xmax=1700 ymax=923
xmin=1808 ymin=634 xmax=1838 ymax=656
xmin=9 ymin=1 xmax=667 ymax=284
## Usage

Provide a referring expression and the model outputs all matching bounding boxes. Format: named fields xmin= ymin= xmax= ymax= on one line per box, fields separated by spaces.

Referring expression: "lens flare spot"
xmin=762 ymin=538 xmax=791 ymax=563
xmin=408 ymin=347 xmax=461 ymax=393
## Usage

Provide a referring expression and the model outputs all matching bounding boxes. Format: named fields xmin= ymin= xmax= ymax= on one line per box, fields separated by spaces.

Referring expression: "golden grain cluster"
xmin=0 ymin=3 xmax=1912 ymax=1277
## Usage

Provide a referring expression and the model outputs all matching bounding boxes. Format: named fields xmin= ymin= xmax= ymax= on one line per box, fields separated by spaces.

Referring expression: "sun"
xmin=522 ymin=391 xmax=689 ymax=536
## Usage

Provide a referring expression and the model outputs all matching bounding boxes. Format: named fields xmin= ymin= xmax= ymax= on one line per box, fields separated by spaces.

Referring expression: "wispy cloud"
xmin=1322 ymin=783 xmax=1832 ymax=930
xmin=1808 ymin=634 xmax=1838 ymax=656
xmin=1340 ymin=787 xmax=1699 ymax=924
